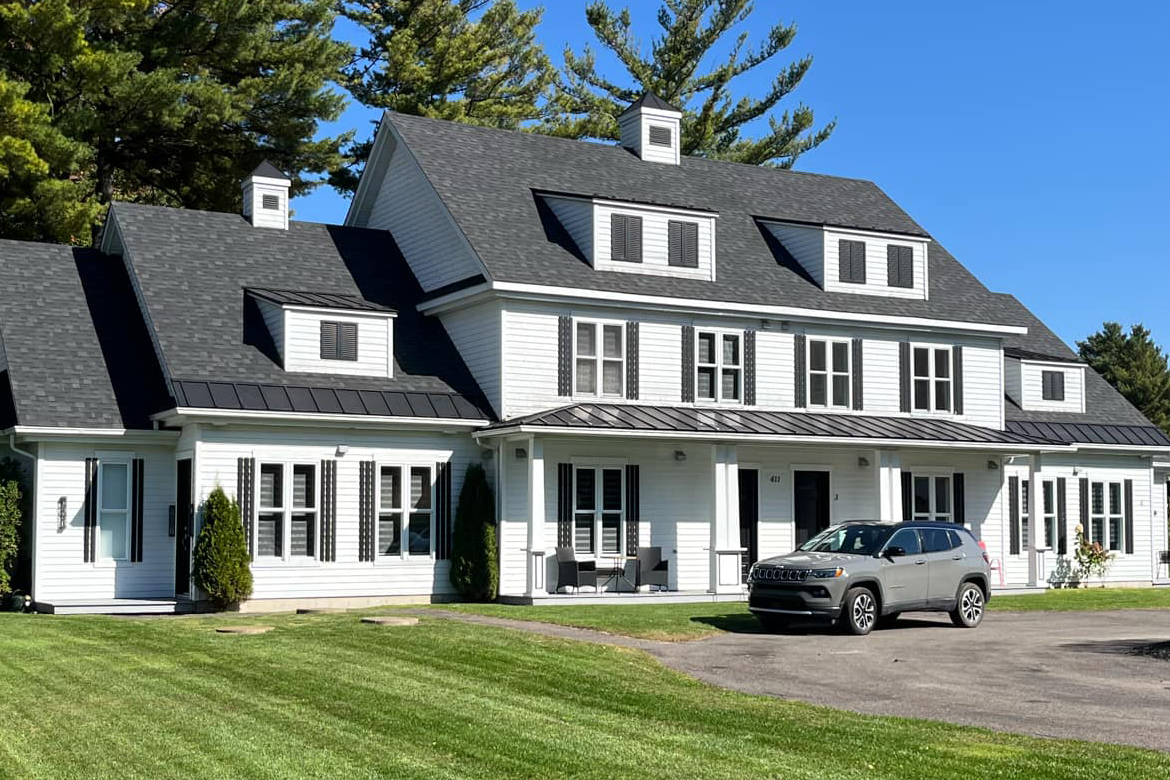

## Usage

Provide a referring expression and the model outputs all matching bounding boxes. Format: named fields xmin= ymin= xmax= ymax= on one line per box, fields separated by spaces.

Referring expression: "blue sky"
xmin=293 ymin=1 xmax=1170 ymax=349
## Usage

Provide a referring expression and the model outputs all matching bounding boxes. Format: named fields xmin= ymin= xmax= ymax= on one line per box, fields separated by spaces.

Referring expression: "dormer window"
xmin=648 ymin=125 xmax=673 ymax=146
xmin=838 ymin=239 xmax=866 ymax=284
xmin=668 ymin=220 xmax=698 ymax=268
xmin=320 ymin=321 xmax=358 ymax=361
xmin=610 ymin=214 xmax=643 ymax=262
xmin=1041 ymin=370 xmax=1065 ymax=401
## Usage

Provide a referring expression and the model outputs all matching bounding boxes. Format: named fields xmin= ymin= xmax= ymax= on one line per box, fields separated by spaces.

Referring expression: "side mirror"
xmin=884 ymin=545 xmax=906 ymax=559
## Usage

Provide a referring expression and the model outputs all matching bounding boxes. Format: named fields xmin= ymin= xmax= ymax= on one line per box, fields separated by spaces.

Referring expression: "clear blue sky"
xmin=292 ymin=1 xmax=1170 ymax=349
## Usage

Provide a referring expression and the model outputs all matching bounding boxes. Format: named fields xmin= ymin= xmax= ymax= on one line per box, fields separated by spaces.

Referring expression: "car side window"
xmin=886 ymin=528 xmax=922 ymax=555
xmin=946 ymin=529 xmax=965 ymax=549
xmin=922 ymin=527 xmax=954 ymax=553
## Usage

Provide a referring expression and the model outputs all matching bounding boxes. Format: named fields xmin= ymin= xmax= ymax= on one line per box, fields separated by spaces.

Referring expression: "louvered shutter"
xmin=130 ymin=458 xmax=145 ymax=563
xmin=625 ymin=465 xmax=640 ymax=553
xmin=1079 ymin=477 xmax=1090 ymax=542
xmin=1009 ymin=476 xmax=1020 ymax=555
xmin=627 ymin=216 xmax=642 ymax=263
xmin=668 ymin=221 xmax=682 ymax=266
xmin=887 ymin=245 xmax=913 ymax=288
xmin=320 ymin=321 xmax=337 ymax=360
xmin=743 ymin=330 xmax=756 ymax=405
xmin=319 ymin=460 xmax=337 ymax=562
xmin=359 ymin=461 xmax=376 ymax=562
xmin=681 ymin=325 xmax=695 ymax=402
xmin=794 ymin=333 xmax=807 ymax=408
xmin=435 ymin=461 xmax=453 ymax=560
xmin=83 ymin=457 xmax=98 ymax=562
xmin=851 ymin=338 xmax=864 ymax=411
xmin=610 ymin=214 xmax=627 ymax=260
xmin=952 ymin=346 xmax=964 ymax=415
xmin=237 ymin=457 xmax=255 ymax=558
xmin=901 ymin=472 xmax=913 ymax=523
xmin=338 ymin=323 xmax=358 ymax=361
xmin=853 ymin=241 xmax=866 ymax=283
xmin=898 ymin=342 xmax=911 ymax=413
xmin=1057 ymin=477 xmax=1068 ymax=555
xmin=626 ymin=321 xmax=639 ymax=400
xmin=953 ymin=473 xmax=965 ymax=524
xmin=839 ymin=239 xmax=866 ymax=283
xmin=557 ymin=463 xmax=573 ymax=548
xmin=1124 ymin=479 xmax=1135 ymax=555
xmin=684 ymin=222 xmax=698 ymax=268
xmin=557 ymin=315 xmax=572 ymax=396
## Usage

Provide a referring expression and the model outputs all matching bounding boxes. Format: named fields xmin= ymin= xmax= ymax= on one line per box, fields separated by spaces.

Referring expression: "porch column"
xmin=710 ymin=444 xmax=743 ymax=594
xmin=1027 ymin=453 xmax=1042 ymax=587
xmin=526 ymin=436 xmax=546 ymax=597
xmin=876 ymin=450 xmax=903 ymax=523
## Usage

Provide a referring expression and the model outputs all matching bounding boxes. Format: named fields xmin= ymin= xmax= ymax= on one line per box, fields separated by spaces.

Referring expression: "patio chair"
xmin=633 ymin=546 xmax=670 ymax=592
xmin=555 ymin=547 xmax=597 ymax=593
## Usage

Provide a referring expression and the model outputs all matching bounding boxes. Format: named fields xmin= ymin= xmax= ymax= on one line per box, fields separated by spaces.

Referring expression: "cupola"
xmin=618 ymin=91 xmax=683 ymax=165
xmin=242 ymin=160 xmax=291 ymax=229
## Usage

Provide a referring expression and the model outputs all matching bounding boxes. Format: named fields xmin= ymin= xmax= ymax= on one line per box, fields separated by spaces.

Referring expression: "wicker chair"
xmin=633 ymin=546 xmax=670 ymax=591
xmin=555 ymin=547 xmax=597 ymax=593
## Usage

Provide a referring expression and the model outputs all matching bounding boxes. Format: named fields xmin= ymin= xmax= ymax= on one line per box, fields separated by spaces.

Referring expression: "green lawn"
xmin=439 ymin=587 xmax=1170 ymax=641
xmin=0 ymin=611 xmax=1165 ymax=779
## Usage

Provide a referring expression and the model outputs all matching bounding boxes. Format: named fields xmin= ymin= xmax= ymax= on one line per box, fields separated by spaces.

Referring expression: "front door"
xmin=793 ymin=470 xmax=830 ymax=547
xmin=738 ymin=469 xmax=759 ymax=582
xmin=175 ymin=459 xmax=192 ymax=595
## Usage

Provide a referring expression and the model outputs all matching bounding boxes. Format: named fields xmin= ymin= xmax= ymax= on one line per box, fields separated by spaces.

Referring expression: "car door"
xmin=879 ymin=528 xmax=929 ymax=610
xmin=922 ymin=527 xmax=964 ymax=606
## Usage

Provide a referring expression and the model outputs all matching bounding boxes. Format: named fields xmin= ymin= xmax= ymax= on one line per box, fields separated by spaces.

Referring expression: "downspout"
xmin=7 ymin=433 xmax=34 ymax=462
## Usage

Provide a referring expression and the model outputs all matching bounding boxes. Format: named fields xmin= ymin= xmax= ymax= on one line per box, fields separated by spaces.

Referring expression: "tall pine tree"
xmin=1079 ymin=322 xmax=1170 ymax=433
xmin=543 ymin=0 xmax=834 ymax=167
xmin=0 ymin=1 xmax=351 ymax=243
xmin=336 ymin=0 xmax=554 ymax=193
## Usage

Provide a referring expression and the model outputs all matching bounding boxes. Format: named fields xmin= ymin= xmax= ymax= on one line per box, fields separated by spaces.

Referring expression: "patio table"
xmin=603 ymin=555 xmax=638 ymax=593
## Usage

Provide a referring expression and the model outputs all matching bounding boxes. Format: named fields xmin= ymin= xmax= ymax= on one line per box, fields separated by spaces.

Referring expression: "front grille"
xmin=750 ymin=594 xmax=807 ymax=611
xmin=752 ymin=566 xmax=811 ymax=583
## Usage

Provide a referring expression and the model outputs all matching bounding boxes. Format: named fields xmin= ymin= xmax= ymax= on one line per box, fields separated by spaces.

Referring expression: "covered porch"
xmin=478 ymin=403 xmax=1065 ymax=601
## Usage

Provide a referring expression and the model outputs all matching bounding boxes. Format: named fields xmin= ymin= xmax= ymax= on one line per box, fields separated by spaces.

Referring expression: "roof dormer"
xmin=618 ymin=92 xmax=682 ymax=165
xmin=1004 ymin=349 xmax=1086 ymax=413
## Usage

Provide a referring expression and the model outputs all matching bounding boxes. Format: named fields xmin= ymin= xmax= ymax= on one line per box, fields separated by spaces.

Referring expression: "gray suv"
xmin=747 ymin=521 xmax=990 ymax=635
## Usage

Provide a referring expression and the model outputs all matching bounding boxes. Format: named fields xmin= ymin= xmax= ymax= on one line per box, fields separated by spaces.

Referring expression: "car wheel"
xmin=756 ymin=613 xmax=790 ymax=633
xmin=842 ymin=587 xmax=878 ymax=635
xmin=950 ymin=582 xmax=985 ymax=628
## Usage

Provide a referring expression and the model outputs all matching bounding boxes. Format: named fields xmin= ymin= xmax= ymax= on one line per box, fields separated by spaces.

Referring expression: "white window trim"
xmin=806 ymin=337 xmax=852 ymax=410
xmin=910 ymin=473 xmax=952 ymax=522
xmin=571 ymin=463 xmax=626 ymax=560
xmin=253 ymin=461 xmax=321 ymax=567
xmin=1087 ymin=479 xmax=1125 ymax=553
xmin=375 ymin=462 xmax=435 ymax=562
xmin=96 ymin=456 xmax=133 ymax=564
xmin=695 ymin=327 xmax=743 ymax=405
xmin=910 ymin=343 xmax=954 ymax=415
xmin=572 ymin=318 xmax=626 ymax=400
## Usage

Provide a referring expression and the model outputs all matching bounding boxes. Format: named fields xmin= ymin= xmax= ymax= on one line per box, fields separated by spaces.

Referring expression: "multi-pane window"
xmin=98 ymin=461 xmax=130 ymax=560
xmin=696 ymin=330 xmax=741 ymax=403
xmin=1089 ymin=481 xmax=1124 ymax=551
xmin=668 ymin=220 xmax=699 ymax=268
xmin=575 ymin=321 xmax=624 ymax=397
xmin=257 ymin=463 xmax=317 ymax=559
xmin=912 ymin=475 xmax=951 ymax=522
xmin=378 ymin=465 xmax=433 ymax=557
xmin=1041 ymin=370 xmax=1065 ymax=401
xmin=912 ymin=345 xmax=953 ymax=413
xmin=573 ymin=467 xmax=624 ymax=556
xmin=1041 ymin=480 xmax=1057 ymax=549
xmin=610 ymin=213 xmax=643 ymax=262
xmin=808 ymin=339 xmax=850 ymax=409
xmin=320 ymin=320 xmax=358 ymax=361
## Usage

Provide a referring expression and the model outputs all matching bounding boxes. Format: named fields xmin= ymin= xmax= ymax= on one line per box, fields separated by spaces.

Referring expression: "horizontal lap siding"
xmin=440 ymin=301 xmax=502 ymax=418
xmin=765 ymin=224 xmax=824 ymax=287
xmin=544 ymin=197 xmax=594 ymax=261
xmin=1004 ymin=359 xmax=1022 ymax=407
xmin=1020 ymin=362 xmax=1085 ymax=413
xmin=283 ymin=309 xmax=391 ymax=378
xmin=754 ymin=331 xmax=794 ymax=408
xmin=593 ymin=203 xmax=714 ymax=281
xmin=822 ymin=229 xmax=928 ymax=300
xmin=502 ymin=306 xmax=559 ymax=418
xmin=34 ymin=442 xmax=175 ymax=601
xmin=639 ymin=322 xmax=681 ymax=405
xmin=257 ymin=299 xmax=285 ymax=364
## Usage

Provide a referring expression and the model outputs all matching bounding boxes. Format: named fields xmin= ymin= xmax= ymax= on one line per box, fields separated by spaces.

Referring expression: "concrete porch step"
xmin=36 ymin=598 xmax=197 ymax=615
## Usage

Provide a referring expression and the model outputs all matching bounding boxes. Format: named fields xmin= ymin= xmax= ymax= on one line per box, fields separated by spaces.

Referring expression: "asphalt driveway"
xmin=647 ymin=609 xmax=1170 ymax=752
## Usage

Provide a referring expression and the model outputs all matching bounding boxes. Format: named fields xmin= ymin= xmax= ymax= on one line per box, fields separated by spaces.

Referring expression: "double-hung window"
xmin=808 ymin=338 xmax=850 ymax=409
xmin=1040 ymin=480 xmax=1057 ymax=550
xmin=378 ymin=465 xmax=433 ymax=558
xmin=1088 ymin=481 xmax=1124 ymax=551
xmin=256 ymin=463 xmax=317 ymax=560
xmin=911 ymin=475 xmax=951 ymax=522
xmin=98 ymin=460 xmax=131 ymax=560
xmin=696 ymin=330 xmax=741 ymax=403
xmin=912 ymin=345 xmax=952 ymax=413
xmin=575 ymin=321 xmax=624 ymax=397
xmin=573 ymin=466 xmax=624 ymax=556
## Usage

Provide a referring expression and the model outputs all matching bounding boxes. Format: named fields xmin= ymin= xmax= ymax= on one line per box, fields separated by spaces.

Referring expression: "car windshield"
xmin=798 ymin=524 xmax=889 ymax=555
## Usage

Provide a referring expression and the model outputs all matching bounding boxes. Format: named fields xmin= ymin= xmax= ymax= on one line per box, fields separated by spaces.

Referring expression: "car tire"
xmin=756 ymin=613 xmax=790 ymax=632
xmin=950 ymin=582 xmax=985 ymax=628
xmin=842 ymin=587 xmax=878 ymax=636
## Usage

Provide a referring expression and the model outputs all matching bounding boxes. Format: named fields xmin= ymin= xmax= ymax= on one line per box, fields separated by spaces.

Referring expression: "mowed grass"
xmin=439 ymin=586 xmax=1170 ymax=640
xmin=1 ymin=612 xmax=1166 ymax=779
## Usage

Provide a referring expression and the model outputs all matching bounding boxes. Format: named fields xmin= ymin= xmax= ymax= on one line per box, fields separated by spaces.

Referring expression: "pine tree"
xmin=193 ymin=487 xmax=253 ymax=609
xmin=1079 ymin=322 xmax=1170 ymax=432
xmin=0 ymin=0 xmax=351 ymax=243
xmin=335 ymin=0 xmax=554 ymax=192
xmin=543 ymin=0 xmax=834 ymax=167
xmin=449 ymin=463 xmax=498 ymax=601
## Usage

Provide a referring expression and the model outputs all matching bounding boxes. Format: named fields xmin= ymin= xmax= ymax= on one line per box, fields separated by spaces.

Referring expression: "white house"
xmin=1 ymin=94 xmax=1168 ymax=613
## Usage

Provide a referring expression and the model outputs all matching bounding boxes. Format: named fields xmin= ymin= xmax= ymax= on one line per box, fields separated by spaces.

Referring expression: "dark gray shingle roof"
xmin=250 ymin=160 xmax=288 ymax=180
xmin=619 ymin=91 xmax=682 ymax=116
xmin=0 ymin=242 xmax=171 ymax=429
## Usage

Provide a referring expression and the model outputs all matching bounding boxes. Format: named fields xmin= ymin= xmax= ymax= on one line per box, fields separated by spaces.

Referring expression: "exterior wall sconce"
xmin=857 ymin=456 xmax=870 ymax=468
xmin=515 ymin=447 xmax=528 ymax=459
xmin=673 ymin=450 xmax=687 ymax=462
xmin=335 ymin=445 xmax=349 ymax=457
xmin=987 ymin=460 xmax=1000 ymax=470
xmin=57 ymin=497 xmax=67 ymax=532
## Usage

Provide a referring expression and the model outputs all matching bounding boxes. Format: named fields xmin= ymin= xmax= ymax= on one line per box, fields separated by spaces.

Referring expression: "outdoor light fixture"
xmin=857 ymin=456 xmax=870 ymax=468
xmin=987 ymin=460 xmax=1000 ymax=470
xmin=57 ymin=497 xmax=67 ymax=532
xmin=674 ymin=450 xmax=687 ymax=462
xmin=336 ymin=445 xmax=349 ymax=457
xmin=515 ymin=447 xmax=528 ymax=459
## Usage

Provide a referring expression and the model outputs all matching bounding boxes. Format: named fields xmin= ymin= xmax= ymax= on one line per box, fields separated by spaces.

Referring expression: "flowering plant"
xmin=1073 ymin=523 xmax=1114 ymax=584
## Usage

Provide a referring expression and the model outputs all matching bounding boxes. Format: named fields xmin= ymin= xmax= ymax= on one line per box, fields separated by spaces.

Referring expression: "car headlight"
xmin=810 ymin=567 xmax=845 ymax=579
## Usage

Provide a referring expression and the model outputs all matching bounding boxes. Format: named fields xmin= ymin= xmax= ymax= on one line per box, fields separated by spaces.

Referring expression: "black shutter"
xmin=901 ymin=471 xmax=913 ymax=523
xmin=1079 ymin=477 xmax=1090 ymax=541
xmin=557 ymin=463 xmax=573 ymax=548
xmin=626 ymin=321 xmax=639 ymax=400
xmin=898 ymin=342 xmax=911 ymax=413
xmin=338 ymin=323 xmax=358 ymax=361
xmin=794 ymin=333 xmax=807 ymax=408
xmin=851 ymin=337 xmax=864 ymax=411
xmin=668 ymin=221 xmax=682 ymax=266
xmin=628 ymin=216 xmax=642 ymax=263
xmin=1124 ymin=479 xmax=1135 ymax=555
xmin=887 ymin=245 xmax=913 ymax=288
xmin=319 ymin=460 xmax=337 ymax=562
xmin=744 ymin=330 xmax=756 ymax=406
xmin=952 ymin=346 xmax=964 ymax=415
xmin=683 ymin=222 xmax=698 ymax=268
xmin=953 ymin=473 xmax=965 ymax=525
xmin=237 ymin=457 xmax=255 ymax=559
xmin=610 ymin=213 xmax=626 ymax=261
xmin=130 ymin=458 xmax=145 ymax=563
xmin=83 ymin=457 xmax=98 ymax=562
xmin=359 ymin=461 xmax=375 ymax=562
xmin=625 ymin=465 xmax=640 ymax=552
xmin=1009 ymin=476 xmax=1020 ymax=555
xmin=681 ymin=325 xmax=695 ymax=402
xmin=557 ymin=315 xmax=572 ymax=396
xmin=1057 ymin=477 xmax=1068 ymax=555
xmin=320 ymin=321 xmax=337 ymax=360
xmin=887 ymin=245 xmax=899 ymax=287
xmin=435 ymin=461 xmax=453 ymax=560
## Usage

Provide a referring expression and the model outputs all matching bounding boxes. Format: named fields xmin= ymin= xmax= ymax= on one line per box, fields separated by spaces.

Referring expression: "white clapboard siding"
xmin=1019 ymin=362 xmax=1085 ymax=413
xmin=544 ymin=196 xmax=594 ymax=261
xmin=366 ymin=140 xmax=481 ymax=291
xmin=1005 ymin=358 xmax=1022 ymax=406
xmin=764 ymin=223 xmax=824 ymax=287
xmin=593 ymin=202 xmax=715 ymax=281
xmin=754 ymin=330 xmax=794 ymax=408
xmin=822 ymin=228 xmax=928 ymax=300
xmin=257 ymin=298 xmax=285 ymax=363
xmin=501 ymin=304 xmax=560 ymax=418
xmin=439 ymin=300 xmax=503 ymax=418
xmin=281 ymin=309 xmax=392 ymax=378
xmin=618 ymin=110 xmax=681 ymax=165
xmin=33 ymin=442 xmax=176 ymax=602
xmin=638 ymin=321 xmax=682 ymax=405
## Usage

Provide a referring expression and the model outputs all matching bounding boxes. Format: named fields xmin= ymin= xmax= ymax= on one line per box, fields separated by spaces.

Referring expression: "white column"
xmin=709 ymin=444 xmax=743 ymax=594
xmin=526 ymin=437 xmax=545 ymax=596
xmin=1027 ymin=453 xmax=1042 ymax=587
xmin=876 ymin=450 xmax=903 ymax=523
